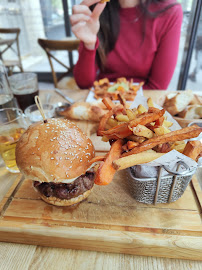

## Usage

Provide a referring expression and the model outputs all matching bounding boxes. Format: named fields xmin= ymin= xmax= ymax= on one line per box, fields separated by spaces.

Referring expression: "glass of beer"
xmin=0 ymin=108 xmax=28 ymax=173
xmin=9 ymin=73 xmax=39 ymax=111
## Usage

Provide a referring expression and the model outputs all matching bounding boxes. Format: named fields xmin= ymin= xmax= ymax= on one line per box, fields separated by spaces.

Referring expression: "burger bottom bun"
xmin=39 ymin=188 xmax=93 ymax=206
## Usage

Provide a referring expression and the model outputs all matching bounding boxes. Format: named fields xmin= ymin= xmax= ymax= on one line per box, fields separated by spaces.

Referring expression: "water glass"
xmin=24 ymin=103 xmax=55 ymax=123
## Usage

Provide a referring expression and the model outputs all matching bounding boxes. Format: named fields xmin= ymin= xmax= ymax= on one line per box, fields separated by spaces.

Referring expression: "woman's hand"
xmin=70 ymin=0 xmax=106 ymax=50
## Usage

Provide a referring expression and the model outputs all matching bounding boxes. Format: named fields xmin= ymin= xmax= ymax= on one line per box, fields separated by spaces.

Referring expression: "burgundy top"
xmin=73 ymin=1 xmax=183 ymax=90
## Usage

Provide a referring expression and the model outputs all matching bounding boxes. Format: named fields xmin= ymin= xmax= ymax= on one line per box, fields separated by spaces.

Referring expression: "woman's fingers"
xmin=71 ymin=21 xmax=87 ymax=34
xmin=72 ymin=5 xmax=92 ymax=16
xmin=91 ymin=2 xmax=106 ymax=20
xmin=70 ymin=14 xmax=91 ymax=26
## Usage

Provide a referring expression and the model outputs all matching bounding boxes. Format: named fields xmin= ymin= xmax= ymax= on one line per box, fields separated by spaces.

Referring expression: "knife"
xmin=55 ymin=88 xmax=75 ymax=105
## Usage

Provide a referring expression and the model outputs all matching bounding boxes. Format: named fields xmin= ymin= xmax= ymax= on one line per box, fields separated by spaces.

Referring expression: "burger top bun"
xmin=16 ymin=118 xmax=95 ymax=183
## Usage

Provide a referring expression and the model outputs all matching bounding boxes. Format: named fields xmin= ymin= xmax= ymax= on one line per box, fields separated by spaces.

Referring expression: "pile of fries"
xmin=92 ymin=77 xmax=144 ymax=101
xmin=92 ymin=96 xmax=202 ymax=185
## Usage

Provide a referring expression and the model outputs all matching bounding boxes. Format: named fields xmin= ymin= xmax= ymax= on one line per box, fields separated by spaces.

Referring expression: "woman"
xmin=71 ymin=0 xmax=183 ymax=90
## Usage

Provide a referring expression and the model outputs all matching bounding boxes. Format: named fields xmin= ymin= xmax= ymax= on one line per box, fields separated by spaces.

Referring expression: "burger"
xmin=16 ymin=118 xmax=95 ymax=206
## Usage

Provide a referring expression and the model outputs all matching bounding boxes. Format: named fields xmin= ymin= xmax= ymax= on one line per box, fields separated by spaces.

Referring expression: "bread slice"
xmin=163 ymin=90 xmax=194 ymax=116
xmin=189 ymin=94 xmax=202 ymax=105
xmin=59 ymin=101 xmax=107 ymax=122
xmin=178 ymin=105 xmax=202 ymax=119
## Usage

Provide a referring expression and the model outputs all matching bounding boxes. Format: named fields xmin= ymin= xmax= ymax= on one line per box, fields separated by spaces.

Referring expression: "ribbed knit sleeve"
xmin=73 ymin=39 xmax=99 ymax=89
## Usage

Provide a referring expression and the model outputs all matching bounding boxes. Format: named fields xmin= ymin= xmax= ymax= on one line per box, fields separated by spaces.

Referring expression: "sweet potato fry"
xmin=97 ymin=104 xmax=124 ymax=136
xmin=99 ymin=122 xmax=132 ymax=139
xmin=155 ymin=116 xmax=164 ymax=127
xmin=94 ymin=139 xmax=123 ymax=185
xmin=182 ymin=140 xmax=202 ymax=161
xmin=100 ymin=109 xmax=165 ymax=140
xmin=102 ymin=97 xmax=115 ymax=110
xmin=122 ymin=125 xmax=202 ymax=157
xmin=117 ymin=92 xmax=127 ymax=108
xmin=129 ymin=109 xmax=165 ymax=129
xmin=88 ymin=156 xmax=106 ymax=166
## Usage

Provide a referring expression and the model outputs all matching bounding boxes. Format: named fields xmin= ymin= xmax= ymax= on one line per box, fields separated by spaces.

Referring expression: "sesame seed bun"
xmin=16 ymin=118 xmax=95 ymax=183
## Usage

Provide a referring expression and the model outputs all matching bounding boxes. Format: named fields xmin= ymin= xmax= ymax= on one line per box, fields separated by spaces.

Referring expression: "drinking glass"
xmin=9 ymin=73 xmax=39 ymax=111
xmin=0 ymin=108 xmax=28 ymax=173
xmin=0 ymin=62 xmax=17 ymax=109
xmin=24 ymin=103 xmax=55 ymax=123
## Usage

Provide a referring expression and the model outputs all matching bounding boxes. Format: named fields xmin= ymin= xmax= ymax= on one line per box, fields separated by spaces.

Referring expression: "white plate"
xmin=86 ymin=84 xmax=143 ymax=103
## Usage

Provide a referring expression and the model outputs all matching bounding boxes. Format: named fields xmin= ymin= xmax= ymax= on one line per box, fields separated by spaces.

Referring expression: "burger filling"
xmin=34 ymin=170 xmax=95 ymax=200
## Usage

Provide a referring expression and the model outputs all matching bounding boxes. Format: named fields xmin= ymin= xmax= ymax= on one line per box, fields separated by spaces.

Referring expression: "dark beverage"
xmin=9 ymin=73 xmax=39 ymax=111
xmin=14 ymin=90 xmax=39 ymax=111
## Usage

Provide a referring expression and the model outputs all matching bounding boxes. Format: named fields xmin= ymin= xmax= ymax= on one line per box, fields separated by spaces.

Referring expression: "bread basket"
xmin=127 ymin=161 xmax=198 ymax=204
xmin=174 ymin=116 xmax=202 ymax=128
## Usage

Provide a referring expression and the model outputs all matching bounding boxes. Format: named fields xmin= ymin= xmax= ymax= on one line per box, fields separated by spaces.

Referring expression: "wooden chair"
xmin=38 ymin=38 xmax=80 ymax=88
xmin=0 ymin=28 xmax=23 ymax=75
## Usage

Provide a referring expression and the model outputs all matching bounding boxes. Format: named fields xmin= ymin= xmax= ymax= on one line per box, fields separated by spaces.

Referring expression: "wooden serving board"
xmin=0 ymin=115 xmax=202 ymax=260
xmin=0 ymin=156 xmax=202 ymax=260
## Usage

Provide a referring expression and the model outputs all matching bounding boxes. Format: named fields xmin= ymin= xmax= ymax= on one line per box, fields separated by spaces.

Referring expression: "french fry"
xmin=127 ymin=135 xmax=146 ymax=143
xmin=154 ymin=126 xmax=171 ymax=136
xmin=100 ymin=0 xmax=110 ymax=3
xmin=137 ymin=104 xmax=147 ymax=114
xmin=182 ymin=140 xmax=202 ymax=160
xmin=100 ymin=122 xmax=132 ymax=140
xmin=127 ymin=141 xmax=139 ymax=150
xmin=117 ymin=92 xmax=127 ymax=108
xmin=115 ymin=114 xmax=129 ymax=122
xmin=126 ymin=109 xmax=137 ymax=121
xmin=97 ymin=104 xmax=124 ymax=136
xmin=113 ymin=150 xmax=165 ymax=171
xmin=102 ymin=136 xmax=109 ymax=142
xmin=94 ymin=139 xmax=123 ymax=185
xmin=102 ymin=97 xmax=115 ymax=110
xmin=89 ymin=156 xmax=106 ymax=166
xmin=171 ymin=142 xmax=186 ymax=153
xmin=122 ymin=125 xmax=202 ymax=157
xmin=103 ymin=110 xmax=165 ymax=141
xmin=132 ymin=124 xmax=154 ymax=139
xmin=174 ymin=140 xmax=186 ymax=145
xmin=107 ymin=118 xmax=119 ymax=127
xmin=163 ymin=120 xmax=173 ymax=128
xmin=155 ymin=116 xmax=164 ymax=127
xmin=147 ymin=97 xmax=154 ymax=107
xmin=129 ymin=109 xmax=165 ymax=129
xmin=155 ymin=142 xmax=172 ymax=153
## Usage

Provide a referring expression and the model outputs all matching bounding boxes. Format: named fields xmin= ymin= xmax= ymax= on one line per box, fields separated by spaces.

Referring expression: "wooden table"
xmin=0 ymin=85 xmax=202 ymax=270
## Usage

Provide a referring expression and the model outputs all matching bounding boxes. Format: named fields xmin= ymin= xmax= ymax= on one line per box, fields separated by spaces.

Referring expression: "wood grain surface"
xmin=0 ymin=87 xmax=202 ymax=269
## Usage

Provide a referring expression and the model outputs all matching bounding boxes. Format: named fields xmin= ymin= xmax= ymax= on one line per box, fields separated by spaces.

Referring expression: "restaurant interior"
xmin=0 ymin=0 xmax=202 ymax=269
xmin=0 ymin=0 xmax=201 ymax=91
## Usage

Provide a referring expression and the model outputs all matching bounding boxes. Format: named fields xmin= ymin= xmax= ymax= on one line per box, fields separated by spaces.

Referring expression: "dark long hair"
xmin=95 ymin=0 xmax=178 ymax=71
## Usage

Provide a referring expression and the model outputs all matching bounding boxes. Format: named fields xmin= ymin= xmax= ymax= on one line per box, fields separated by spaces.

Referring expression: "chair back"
xmin=0 ymin=28 xmax=20 ymax=35
xmin=38 ymin=38 xmax=80 ymax=87
xmin=0 ymin=28 xmax=23 ymax=75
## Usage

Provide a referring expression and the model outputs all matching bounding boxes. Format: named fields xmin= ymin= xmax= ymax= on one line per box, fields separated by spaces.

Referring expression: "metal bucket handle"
xmin=154 ymin=161 xmax=196 ymax=204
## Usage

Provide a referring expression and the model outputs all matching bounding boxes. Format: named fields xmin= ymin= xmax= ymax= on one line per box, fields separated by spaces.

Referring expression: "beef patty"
xmin=34 ymin=171 xmax=95 ymax=200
